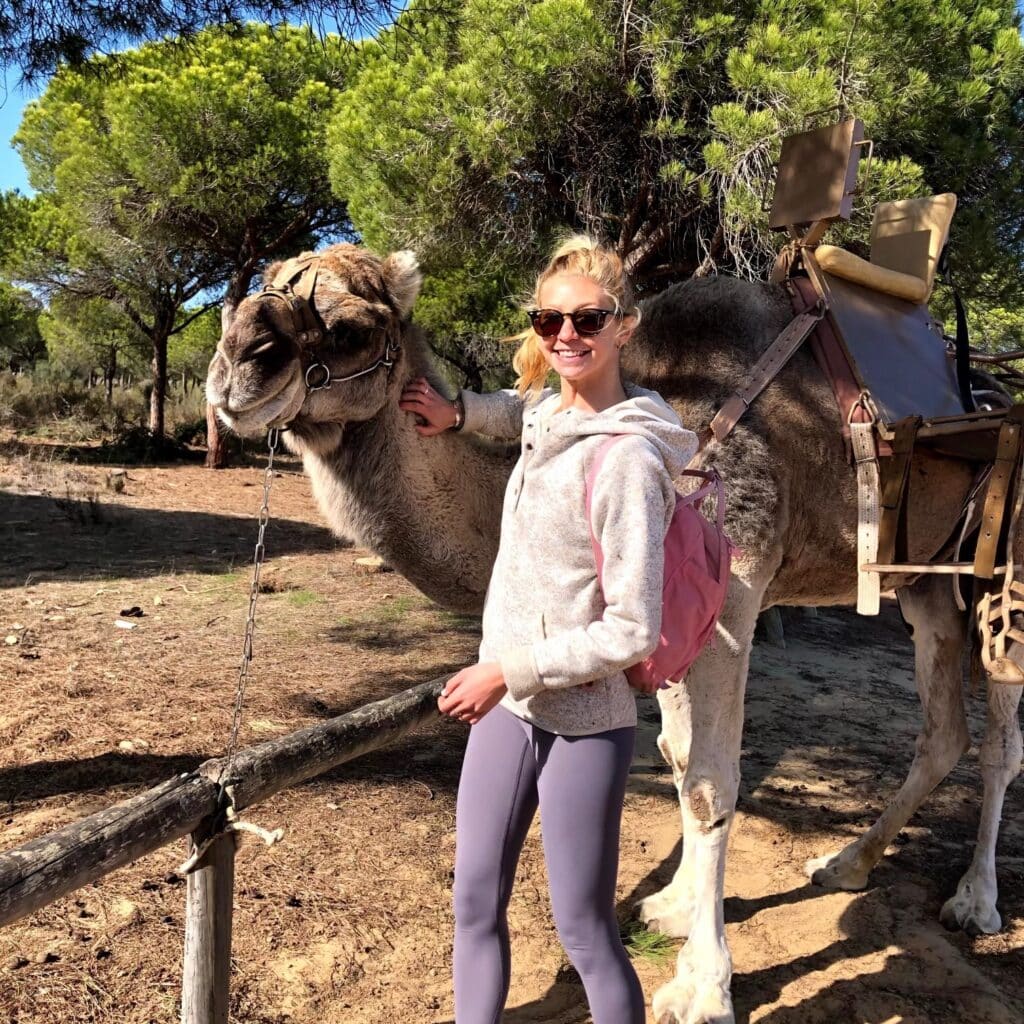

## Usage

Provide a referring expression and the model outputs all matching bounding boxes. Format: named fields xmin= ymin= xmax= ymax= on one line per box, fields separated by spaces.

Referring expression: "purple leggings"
xmin=453 ymin=703 xmax=644 ymax=1023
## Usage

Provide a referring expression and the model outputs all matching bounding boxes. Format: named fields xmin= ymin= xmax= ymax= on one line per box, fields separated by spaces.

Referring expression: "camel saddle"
xmin=706 ymin=118 xmax=1024 ymax=683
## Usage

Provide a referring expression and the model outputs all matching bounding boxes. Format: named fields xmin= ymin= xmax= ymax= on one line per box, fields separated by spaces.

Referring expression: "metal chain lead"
xmin=217 ymin=427 xmax=281 ymax=787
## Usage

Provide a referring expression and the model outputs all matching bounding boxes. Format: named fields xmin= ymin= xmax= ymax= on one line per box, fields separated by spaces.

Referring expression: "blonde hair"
xmin=510 ymin=234 xmax=640 ymax=396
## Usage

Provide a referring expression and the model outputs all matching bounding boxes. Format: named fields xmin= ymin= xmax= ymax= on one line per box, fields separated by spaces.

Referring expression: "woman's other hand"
xmin=438 ymin=662 xmax=507 ymax=725
xmin=626 ymin=669 xmax=668 ymax=695
xmin=399 ymin=376 xmax=459 ymax=436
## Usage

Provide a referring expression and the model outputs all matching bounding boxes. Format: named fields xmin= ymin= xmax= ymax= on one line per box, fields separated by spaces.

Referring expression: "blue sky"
xmin=0 ymin=75 xmax=36 ymax=193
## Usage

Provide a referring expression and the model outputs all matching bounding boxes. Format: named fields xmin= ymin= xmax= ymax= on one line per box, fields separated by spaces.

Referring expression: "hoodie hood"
xmin=534 ymin=383 xmax=698 ymax=479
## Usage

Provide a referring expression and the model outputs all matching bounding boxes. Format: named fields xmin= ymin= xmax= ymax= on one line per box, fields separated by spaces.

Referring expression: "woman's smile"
xmin=551 ymin=346 xmax=592 ymax=361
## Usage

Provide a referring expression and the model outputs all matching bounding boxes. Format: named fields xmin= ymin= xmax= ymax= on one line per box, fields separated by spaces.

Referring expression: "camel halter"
xmin=258 ymin=254 xmax=402 ymax=396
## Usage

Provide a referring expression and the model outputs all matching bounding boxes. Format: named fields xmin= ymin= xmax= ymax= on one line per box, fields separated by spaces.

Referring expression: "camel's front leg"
xmin=941 ymin=676 xmax=1023 ymax=934
xmin=806 ymin=574 xmax=970 ymax=891
xmin=650 ymin=575 xmax=762 ymax=1024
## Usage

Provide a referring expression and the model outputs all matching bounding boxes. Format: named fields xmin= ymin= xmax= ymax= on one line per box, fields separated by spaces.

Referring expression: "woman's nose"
xmin=557 ymin=316 xmax=579 ymax=343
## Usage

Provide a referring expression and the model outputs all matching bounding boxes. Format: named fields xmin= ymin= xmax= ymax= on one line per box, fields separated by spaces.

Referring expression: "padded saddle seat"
xmin=815 ymin=246 xmax=929 ymax=303
xmin=814 ymin=193 xmax=957 ymax=305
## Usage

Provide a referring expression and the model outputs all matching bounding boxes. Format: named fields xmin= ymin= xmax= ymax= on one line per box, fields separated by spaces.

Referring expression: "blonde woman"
xmin=400 ymin=237 xmax=697 ymax=1023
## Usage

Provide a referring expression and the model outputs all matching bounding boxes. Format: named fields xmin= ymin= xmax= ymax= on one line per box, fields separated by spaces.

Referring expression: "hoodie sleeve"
xmin=458 ymin=388 xmax=528 ymax=439
xmin=499 ymin=436 xmax=673 ymax=697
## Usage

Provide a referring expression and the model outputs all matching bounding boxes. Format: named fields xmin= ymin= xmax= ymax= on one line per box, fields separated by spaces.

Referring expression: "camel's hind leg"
xmin=807 ymin=573 xmax=970 ymax=890
xmin=940 ymin=674 xmax=1023 ymax=934
xmin=647 ymin=571 xmax=766 ymax=1024
xmin=636 ymin=693 xmax=695 ymax=938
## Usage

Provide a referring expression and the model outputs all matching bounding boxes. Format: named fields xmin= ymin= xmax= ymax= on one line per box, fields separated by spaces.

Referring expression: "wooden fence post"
xmin=180 ymin=821 xmax=237 ymax=1024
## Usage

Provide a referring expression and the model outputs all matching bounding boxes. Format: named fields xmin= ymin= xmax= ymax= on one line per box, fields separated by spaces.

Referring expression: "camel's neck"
xmin=297 ymin=385 xmax=516 ymax=613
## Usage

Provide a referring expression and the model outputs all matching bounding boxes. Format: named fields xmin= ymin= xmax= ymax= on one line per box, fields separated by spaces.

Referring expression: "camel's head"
xmin=206 ymin=243 xmax=423 ymax=439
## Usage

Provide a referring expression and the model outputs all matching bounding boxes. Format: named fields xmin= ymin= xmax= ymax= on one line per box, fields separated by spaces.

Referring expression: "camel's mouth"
xmin=209 ymin=364 xmax=307 ymax=437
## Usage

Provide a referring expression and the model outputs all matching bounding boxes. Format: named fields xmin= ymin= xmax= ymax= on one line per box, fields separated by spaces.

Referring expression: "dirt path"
xmin=1 ymin=447 xmax=1021 ymax=1023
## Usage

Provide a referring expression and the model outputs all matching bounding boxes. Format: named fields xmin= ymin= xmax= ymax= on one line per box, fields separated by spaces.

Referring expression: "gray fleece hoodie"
xmin=459 ymin=382 xmax=698 ymax=735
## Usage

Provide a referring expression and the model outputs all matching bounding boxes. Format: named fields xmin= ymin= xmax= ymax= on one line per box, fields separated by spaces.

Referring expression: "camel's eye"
xmin=327 ymin=325 xmax=371 ymax=350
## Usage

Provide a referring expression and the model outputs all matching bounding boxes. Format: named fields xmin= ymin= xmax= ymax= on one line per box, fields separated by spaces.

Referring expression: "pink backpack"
xmin=585 ymin=435 xmax=733 ymax=688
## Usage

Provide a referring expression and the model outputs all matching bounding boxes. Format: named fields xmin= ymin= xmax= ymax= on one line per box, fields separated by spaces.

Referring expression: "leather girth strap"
xmin=877 ymin=415 xmax=921 ymax=565
xmin=707 ymin=304 xmax=824 ymax=443
xmin=974 ymin=405 xmax=1024 ymax=580
xmin=850 ymin=402 xmax=882 ymax=615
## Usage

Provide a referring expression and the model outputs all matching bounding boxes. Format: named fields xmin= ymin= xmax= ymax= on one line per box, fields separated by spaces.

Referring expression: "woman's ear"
xmin=616 ymin=314 xmax=638 ymax=349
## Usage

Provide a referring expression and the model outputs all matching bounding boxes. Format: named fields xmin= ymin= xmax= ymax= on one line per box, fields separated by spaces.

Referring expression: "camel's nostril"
xmin=238 ymin=331 xmax=295 ymax=367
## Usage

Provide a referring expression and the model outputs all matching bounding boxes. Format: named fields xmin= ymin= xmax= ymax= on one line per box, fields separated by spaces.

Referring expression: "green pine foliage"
xmin=0 ymin=281 xmax=44 ymax=372
xmin=325 ymin=0 xmax=1024 ymax=362
xmin=8 ymin=23 xmax=354 ymax=436
xmin=39 ymin=296 xmax=148 ymax=381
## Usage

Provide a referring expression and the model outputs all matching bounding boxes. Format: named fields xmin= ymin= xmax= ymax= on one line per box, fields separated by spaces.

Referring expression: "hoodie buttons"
xmin=525 ymin=443 xmax=533 ymax=451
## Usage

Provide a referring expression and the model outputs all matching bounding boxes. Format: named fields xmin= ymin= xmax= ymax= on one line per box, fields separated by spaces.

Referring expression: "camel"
xmin=205 ymin=242 xmax=1023 ymax=1024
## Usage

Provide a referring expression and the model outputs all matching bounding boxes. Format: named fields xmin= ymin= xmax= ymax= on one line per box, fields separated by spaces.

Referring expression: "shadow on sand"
xmin=0 ymin=490 xmax=344 ymax=588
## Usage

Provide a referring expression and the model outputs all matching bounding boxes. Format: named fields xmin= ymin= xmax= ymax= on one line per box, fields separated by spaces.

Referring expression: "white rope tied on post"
xmin=179 ymin=785 xmax=285 ymax=874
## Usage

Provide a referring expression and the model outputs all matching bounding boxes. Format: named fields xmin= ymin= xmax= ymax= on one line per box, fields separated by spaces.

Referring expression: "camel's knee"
xmin=657 ymin=732 xmax=687 ymax=778
xmin=683 ymin=774 xmax=737 ymax=833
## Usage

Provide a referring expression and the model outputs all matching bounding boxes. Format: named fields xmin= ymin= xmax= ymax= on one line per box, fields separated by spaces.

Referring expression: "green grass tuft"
xmin=621 ymin=919 xmax=676 ymax=964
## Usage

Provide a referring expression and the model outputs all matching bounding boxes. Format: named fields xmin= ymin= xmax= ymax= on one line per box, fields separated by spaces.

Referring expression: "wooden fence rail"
xmin=0 ymin=674 xmax=447 ymax=943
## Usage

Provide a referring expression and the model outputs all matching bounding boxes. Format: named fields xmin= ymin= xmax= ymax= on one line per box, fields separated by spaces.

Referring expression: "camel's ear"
xmin=262 ymin=260 xmax=284 ymax=287
xmin=382 ymin=250 xmax=422 ymax=318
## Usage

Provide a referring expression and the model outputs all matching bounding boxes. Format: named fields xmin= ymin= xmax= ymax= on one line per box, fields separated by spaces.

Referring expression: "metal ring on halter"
xmin=305 ymin=363 xmax=333 ymax=391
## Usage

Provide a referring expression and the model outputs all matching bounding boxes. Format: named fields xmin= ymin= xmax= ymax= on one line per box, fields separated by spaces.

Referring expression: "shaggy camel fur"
xmin=206 ymin=243 xmax=1023 ymax=1024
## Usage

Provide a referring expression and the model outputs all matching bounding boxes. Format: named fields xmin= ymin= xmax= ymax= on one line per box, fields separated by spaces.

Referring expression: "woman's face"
xmin=535 ymin=273 xmax=629 ymax=390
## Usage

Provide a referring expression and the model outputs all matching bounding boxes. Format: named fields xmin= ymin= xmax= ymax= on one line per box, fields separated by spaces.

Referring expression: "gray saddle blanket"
xmin=820 ymin=270 xmax=965 ymax=424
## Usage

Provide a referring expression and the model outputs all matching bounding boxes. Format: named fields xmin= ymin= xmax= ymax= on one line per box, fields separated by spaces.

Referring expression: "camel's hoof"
xmin=652 ymin=975 xmax=734 ymax=1024
xmin=940 ymin=884 xmax=1002 ymax=936
xmin=636 ymin=888 xmax=692 ymax=939
xmin=805 ymin=851 xmax=870 ymax=891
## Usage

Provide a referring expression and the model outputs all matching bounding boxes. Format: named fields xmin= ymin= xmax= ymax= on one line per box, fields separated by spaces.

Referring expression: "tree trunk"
xmin=205 ymin=401 xmax=229 ymax=469
xmin=205 ymin=281 xmax=248 ymax=470
xmin=105 ymin=345 xmax=116 ymax=406
xmin=149 ymin=328 xmax=169 ymax=441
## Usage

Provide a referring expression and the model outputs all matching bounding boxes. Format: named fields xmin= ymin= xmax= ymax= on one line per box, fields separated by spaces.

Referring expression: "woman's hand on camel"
xmin=399 ymin=376 xmax=458 ymax=436
xmin=438 ymin=662 xmax=507 ymax=725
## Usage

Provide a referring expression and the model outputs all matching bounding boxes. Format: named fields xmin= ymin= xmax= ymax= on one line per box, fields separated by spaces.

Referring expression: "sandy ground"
xmin=0 ymin=437 xmax=1022 ymax=1024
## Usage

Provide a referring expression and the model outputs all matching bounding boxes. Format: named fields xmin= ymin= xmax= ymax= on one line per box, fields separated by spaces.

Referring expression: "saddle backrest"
xmin=769 ymin=118 xmax=867 ymax=232
xmin=869 ymin=193 xmax=957 ymax=301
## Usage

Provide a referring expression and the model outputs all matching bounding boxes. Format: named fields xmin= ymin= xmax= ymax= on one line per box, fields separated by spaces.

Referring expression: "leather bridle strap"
xmin=706 ymin=303 xmax=825 ymax=444
xmin=260 ymin=255 xmax=327 ymax=347
xmin=303 ymin=331 xmax=401 ymax=392
xmin=257 ymin=256 xmax=402 ymax=394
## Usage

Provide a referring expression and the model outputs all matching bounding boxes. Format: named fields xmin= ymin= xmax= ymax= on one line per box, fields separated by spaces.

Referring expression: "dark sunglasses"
xmin=527 ymin=307 xmax=618 ymax=338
